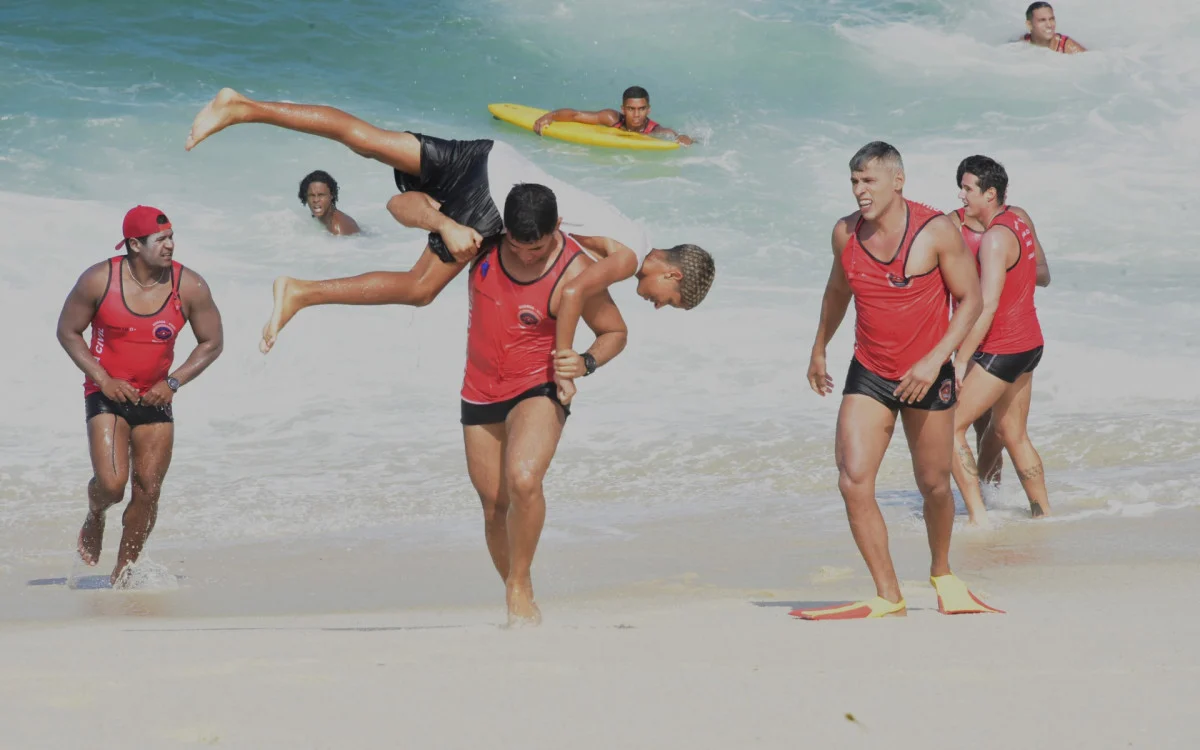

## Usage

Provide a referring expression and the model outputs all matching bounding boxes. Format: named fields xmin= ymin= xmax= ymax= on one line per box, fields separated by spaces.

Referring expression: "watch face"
xmin=167 ymin=377 xmax=180 ymax=391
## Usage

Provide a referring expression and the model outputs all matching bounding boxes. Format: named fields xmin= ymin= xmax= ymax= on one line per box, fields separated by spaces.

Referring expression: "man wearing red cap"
xmin=56 ymin=206 xmax=224 ymax=587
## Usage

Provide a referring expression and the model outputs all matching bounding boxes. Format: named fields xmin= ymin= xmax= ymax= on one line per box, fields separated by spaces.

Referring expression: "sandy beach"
xmin=3 ymin=506 xmax=1197 ymax=749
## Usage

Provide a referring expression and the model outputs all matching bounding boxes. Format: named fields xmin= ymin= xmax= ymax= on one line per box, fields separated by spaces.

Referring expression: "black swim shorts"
xmin=85 ymin=392 xmax=173 ymax=427
xmin=460 ymin=383 xmax=570 ymax=426
xmin=842 ymin=358 xmax=956 ymax=412
xmin=972 ymin=345 xmax=1043 ymax=384
xmin=394 ymin=133 xmax=504 ymax=263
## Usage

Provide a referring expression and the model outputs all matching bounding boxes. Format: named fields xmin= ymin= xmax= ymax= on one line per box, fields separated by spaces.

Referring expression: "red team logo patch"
xmin=152 ymin=320 xmax=177 ymax=341
xmin=938 ymin=379 xmax=953 ymax=404
xmin=517 ymin=304 xmax=540 ymax=327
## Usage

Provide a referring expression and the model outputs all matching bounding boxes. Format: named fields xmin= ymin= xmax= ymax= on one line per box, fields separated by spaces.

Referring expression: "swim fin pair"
xmin=789 ymin=574 xmax=1003 ymax=620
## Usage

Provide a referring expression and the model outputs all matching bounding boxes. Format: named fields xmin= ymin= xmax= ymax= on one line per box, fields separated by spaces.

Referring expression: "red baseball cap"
xmin=115 ymin=205 xmax=172 ymax=250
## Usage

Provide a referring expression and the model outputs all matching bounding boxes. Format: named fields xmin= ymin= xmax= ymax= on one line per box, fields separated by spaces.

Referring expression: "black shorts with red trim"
xmin=85 ymin=392 xmax=173 ymax=427
xmin=842 ymin=358 xmax=956 ymax=412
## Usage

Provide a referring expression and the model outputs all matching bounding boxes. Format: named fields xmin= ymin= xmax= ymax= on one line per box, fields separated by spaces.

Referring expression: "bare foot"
xmin=185 ymin=87 xmax=249 ymax=151
xmin=965 ymin=512 xmax=993 ymax=530
xmin=505 ymin=582 xmax=542 ymax=628
xmin=77 ymin=511 xmax=104 ymax=566
xmin=260 ymin=276 xmax=304 ymax=354
xmin=1030 ymin=501 xmax=1049 ymax=518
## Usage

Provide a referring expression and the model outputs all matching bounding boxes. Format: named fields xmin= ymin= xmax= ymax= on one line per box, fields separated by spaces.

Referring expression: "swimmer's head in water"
xmin=299 ymin=170 xmax=339 ymax=219
xmin=957 ymin=155 xmax=1008 ymax=219
xmin=1026 ymin=3 xmax=1056 ymax=43
xmin=503 ymin=183 xmax=562 ymax=264
xmin=636 ymin=244 xmax=715 ymax=310
xmin=849 ymin=141 xmax=905 ymax=222
xmin=620 ymin=86 xmax=652 ymax=132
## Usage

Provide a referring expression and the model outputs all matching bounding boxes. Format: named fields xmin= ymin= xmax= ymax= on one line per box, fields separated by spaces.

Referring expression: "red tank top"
xmin=843 ymin=201 xmax=950 ymax=380
xmin=85 ymin=256 xmax=186 ymax=396
xmin=954 ymin=208 xmax=984 ymax=258
xmin=979 ymin=210 xmax=1043 ymax=354
xmin=613 ymin=114 xmax=658 ymax=134
xmin=1023 ymin=32 xmax=1071 ymax=53
xmin=462 ymin=234 xmax=583 ymax=403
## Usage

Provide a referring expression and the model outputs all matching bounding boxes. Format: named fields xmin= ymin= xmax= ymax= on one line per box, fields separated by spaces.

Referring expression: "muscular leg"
xmin=463 ymin=422 xmax=511 ymax=581
xmin=992 ymin=372 xmax=1050 ymax=517
xmin=112 ymin=422 xmax=174 ymax=585
xmin=186 ymin=88 xmax=421 ymax=174
xmin=260 ymin=248 xmax=467 ymax=352
xmin=975 ymin=410 xmax=1004 ymax=486
xmin=501 ymin=397 xmax=567 ymax=626
xmin=952 ymin=364 xmax=1009 ymax=525
xmin=80 ymin=415 xmax=131 ymax=565
xmin=900 ymin=407 xmax=956 ymax=578
xmin=835 ymin=395 xmax=902 ymax=604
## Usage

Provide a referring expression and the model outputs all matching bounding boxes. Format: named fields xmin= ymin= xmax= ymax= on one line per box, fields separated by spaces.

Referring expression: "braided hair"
xmin=661 ymin=244 xmax=715 ymax=309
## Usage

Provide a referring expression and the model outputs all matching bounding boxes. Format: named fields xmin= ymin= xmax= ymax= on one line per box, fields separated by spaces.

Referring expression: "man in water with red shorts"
xmin=798 ymin=142 xmax=1001 ymax=619
xmin=57 ymin=206 xmax=224 ymax=586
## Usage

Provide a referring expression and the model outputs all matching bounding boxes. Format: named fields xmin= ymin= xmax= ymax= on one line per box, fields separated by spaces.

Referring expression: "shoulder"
xmin=178 ymin=266 xmax=213 ymax=299
xmin=1007 ymin=205 xmax=1034 ymax=225
xmin=916 ymin=214 xmax=961 ymax=250
xmin=945 ymin=209 xmax=963 ymax=228
xmin=74 ymin=259 xmax=113 ymax=296
xmin=333 ymin=210 xmax=361 ymax=235
xmin=831 ymin=211 xmax=860 ymax=249
xmin=561 ymin=245 xmax=595 ymax=282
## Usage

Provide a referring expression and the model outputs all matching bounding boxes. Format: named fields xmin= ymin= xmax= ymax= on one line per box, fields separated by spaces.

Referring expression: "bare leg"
xmin=900 ymin=407 xmax=957 ymax=578
xmin=501 ymin=397 xmax=567 ymax=627
xmin=835 ymin=395 xmax=903 ymax=604
xmin=992 ymin=372 xmax=1050 ymax=517
xmin=112 ymin=422 xmax=174 ymax=585
xmin=185 ymin=88 xmax=421 ymax=175
xmin=463 ymin=422 xmax=511 ymax=581
xmin=80 ymin=415 xmax=131 ymax=565
xmin=951 ymin=364 xmax=1009 ymax=526
xmin=260 ymin=247 xmax=467 ymax=352
xmin=975 ymin=409 xmax=1004 ymax=486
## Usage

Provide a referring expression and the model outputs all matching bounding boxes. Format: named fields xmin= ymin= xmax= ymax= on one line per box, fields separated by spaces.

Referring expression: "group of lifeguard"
xmin=56 ymin=2 xmax=1075 ymax=622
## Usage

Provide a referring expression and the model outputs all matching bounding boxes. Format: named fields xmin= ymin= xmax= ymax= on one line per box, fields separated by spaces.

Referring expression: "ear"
xmin=664 ymin=266 xmax=684 ymax=282
xmin=985 ymin=187 xmax=998 ymax=204
xmin=554 ymin=216 xmax=563 ymax=232
xmin=1026 ymin=19 xmax=1033 ymax=32
xmin=893 ymin=169 xmax=906 ymax=192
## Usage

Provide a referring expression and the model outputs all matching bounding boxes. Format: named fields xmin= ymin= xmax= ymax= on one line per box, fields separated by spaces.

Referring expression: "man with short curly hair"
xmin=298 ymin=169 xmax=359 ymax=236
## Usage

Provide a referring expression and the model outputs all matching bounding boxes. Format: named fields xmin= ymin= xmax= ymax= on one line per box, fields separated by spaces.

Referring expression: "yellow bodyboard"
xmin=487 ymin=103 xmax=679 ymax=151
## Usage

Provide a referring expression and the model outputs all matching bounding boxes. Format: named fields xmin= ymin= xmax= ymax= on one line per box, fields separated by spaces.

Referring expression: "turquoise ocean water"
xmin=1 ymin=0 xmax=1198 ymax=570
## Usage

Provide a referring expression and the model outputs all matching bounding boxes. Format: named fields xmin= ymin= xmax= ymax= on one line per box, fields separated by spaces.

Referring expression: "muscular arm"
xmin=811 ymin=219 xmax=855 ymax=355
xmin=955 ymin=230 xmax=1009 ymax=364
xmin=578 ymin=288 xmax=628 ymax=369
xmin=56 ymin=263 xmax=111 ymax=386
xmin=648 ymin=126 xmax=693 ymax=146
xmin=555 ymin=236 xmax=638 ymax=354
xmin=1010 ymin=206 xmax=1050 ymax=287
xmin=539 ymin=108 xmax=620 ymax=128
xmin=172 ymin=269 xmax=224 ymax=387
xmin=929 ymin=217 xmax=982 ymax=362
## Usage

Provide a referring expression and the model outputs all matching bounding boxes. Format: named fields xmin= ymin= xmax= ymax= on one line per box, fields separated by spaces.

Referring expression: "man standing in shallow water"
xmin=797 ymin=142 xmax=1002 ymax=620
xmin=56 ymin=206 xmax=223 ymax=586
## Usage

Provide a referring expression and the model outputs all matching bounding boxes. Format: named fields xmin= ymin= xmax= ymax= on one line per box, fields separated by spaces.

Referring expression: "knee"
xmin=915 ymin=471 xmax=953 ymax=501
xmin=993 ymin=418 xmax=1026 ymax=448
xmin=478 ymin=492 xmax=508 ymax=525
xmin=129 ymin=472 xmax=163 ymax=499
xmin=91 ymin=474 xmax=127 ymax=502
xmin=506 ymin=464 xmax=543 ymax=503
xmin=836 ymin=466 xmax=873 ymax=505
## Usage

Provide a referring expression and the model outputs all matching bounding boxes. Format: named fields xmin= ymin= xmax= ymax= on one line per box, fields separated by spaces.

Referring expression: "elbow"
xmin=1037 ymin=272 xmax=1051 ymax=288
